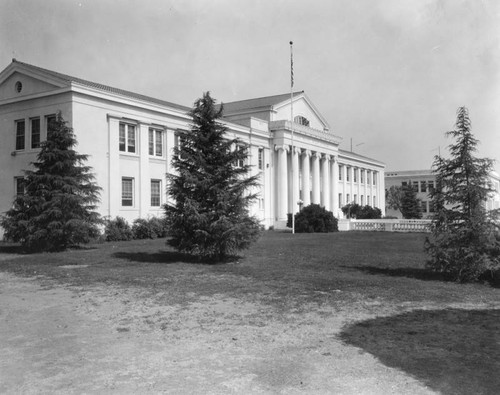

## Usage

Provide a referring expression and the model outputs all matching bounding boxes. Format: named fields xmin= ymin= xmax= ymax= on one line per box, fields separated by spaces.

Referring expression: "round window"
xmin=15 ymin=81 xmax=22 ymax=93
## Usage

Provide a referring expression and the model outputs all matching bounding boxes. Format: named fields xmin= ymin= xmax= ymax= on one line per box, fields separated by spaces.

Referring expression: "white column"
xmin=291 ymin=147 xmax=300 ymax=214
xmin=351 ymin=167 xmax=356 ymax=203
xmin=342 ymin=164 xmax=347 ymax=206
xmin=301 ymin=150 xmax=311 ymax=206
xmin=331 ymin=155 xmax=339 ymax=216
xmin=312 ymin=152 xmax=321 ymax=204
xmin=276 ymin=145 xmax=289 ymax=221
xmin=321 ymin=154 xmax=330 ymax=210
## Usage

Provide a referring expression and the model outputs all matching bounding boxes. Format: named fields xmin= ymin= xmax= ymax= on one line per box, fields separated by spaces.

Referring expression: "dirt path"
xmin=0 ymin=271 xmax=436 ymax=394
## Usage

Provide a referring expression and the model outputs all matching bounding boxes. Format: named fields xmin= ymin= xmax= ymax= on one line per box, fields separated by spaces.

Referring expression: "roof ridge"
xmin=339 ymin=149 xmax=385 ymax=166
xmin=10 ymin=59 xmax=190 ymax=112
xmin=221 ymin=90 xmax=304 ymax=105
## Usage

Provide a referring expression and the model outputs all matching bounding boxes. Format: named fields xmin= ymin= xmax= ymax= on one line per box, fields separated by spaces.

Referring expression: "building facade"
xmin=0 ymin=60 xmax=385 ymax=237
xmin=385 ymin=169 xmax=500 ymax=218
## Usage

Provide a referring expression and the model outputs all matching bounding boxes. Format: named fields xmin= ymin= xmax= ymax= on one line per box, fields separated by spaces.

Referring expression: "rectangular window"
xmin=373 ymin=196 xmax=376 ymax=206
xmin=428 ymin=181 xmax=434 ymax=191
xmin=339 ymin=165 xmax=343 ymax=181
xmin=46 ymin=115 xmax=57 ymax=134
xmin=119 ymin=124 xmax=126 ymax=152
xmin=402 ymin=181 xmax=408 ymax=187
xmin=361 ymin=195 xmax=364 ymax=206
xmin=258 ymin=148 xmax=264 ymax=170
xmin=346 ymin=193 xmax=350 ymax=203
xmin=413 ymin=181 xmax=419 ymax=192
xmin=149 ymin=128 xmax=163 ymax=156
xmin=31 ymin=118 xmax=41 ymax=149
xmin=122 ymin=178 xmax=134 ymax=206
xmin=338 ymin=193 xmax=342 ymax=208
xmin=150 ymin=180 xmax=161 ymax=207
xmin=367 ymin=172 xmax=371 ymax=185
xmin=235 ymin=145 xmax=245 ymax=168
xmin=148 ymin=129 xmax=154 ymax=155
xmin=367 ymin=195 xmax=370 ymax=206
xmin=354 ymin=169 xmax=357 ymax=183
xmin=360 ymin=170 xmax=364 ymax=184
xmin=119 ymin=123 xmax=136 ymax=153
xmin=346 ymin=167 xmax=350 ymax=182
xmin=373 ymin=173 xmax=377 ymax=185
xmin=175 ymin=132 xmax=188 ymax=160
xmin=15 ymin=177 xmax=25 ymax=196
xmin=354 ymin=194 xmax=357 ymax=204
xmin=155 ymin=130 xmax=162 ymax=156
xmin=15 ymin=119 xmax=25 ymax=150
xmin=421 ymin=181 xmax=427 ymax=193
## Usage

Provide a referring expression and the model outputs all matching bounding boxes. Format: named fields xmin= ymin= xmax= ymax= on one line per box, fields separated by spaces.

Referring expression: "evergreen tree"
xmin=1 ymin=113 xmax=102 ymax=251
xmin=400 ymin=184 xmax=422 ymax=219
xmin=165 ymin=92 xmax=262 ymax=261
xmin=425 ymin=107 xmax=500 ymax=282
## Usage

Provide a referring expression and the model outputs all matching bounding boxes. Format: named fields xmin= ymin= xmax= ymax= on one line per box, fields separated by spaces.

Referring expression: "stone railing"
xmin=339 ymin=219 xmax=432 ymax=233
xmin=269 ymin=120 xmax=342 ymax=144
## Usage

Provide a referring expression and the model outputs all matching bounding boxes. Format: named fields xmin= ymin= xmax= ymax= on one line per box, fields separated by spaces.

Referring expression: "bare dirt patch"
xmin=0 ymin=271 xmax=437 ymax=394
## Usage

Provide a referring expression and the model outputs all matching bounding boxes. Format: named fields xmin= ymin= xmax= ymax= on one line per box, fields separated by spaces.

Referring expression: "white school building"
xmin=0 ymin=60 xmax=385 ymax=236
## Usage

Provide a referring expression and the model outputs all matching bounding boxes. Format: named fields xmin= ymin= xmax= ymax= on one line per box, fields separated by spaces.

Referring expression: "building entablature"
xmin=338 ymin=150 xmax=385 ymax=171
xmin=269 ymin=120 xmax=341 ymax=145
xmin=71 ymin=86 xmax=192 ymax=122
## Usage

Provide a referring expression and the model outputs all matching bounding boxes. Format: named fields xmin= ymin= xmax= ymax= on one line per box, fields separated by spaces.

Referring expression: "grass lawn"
xmin=1 ymin=231 xmax=499 ymax=394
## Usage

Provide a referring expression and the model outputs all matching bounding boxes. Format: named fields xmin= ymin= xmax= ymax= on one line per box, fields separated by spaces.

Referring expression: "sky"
xmin=1 ymin=0 xmax=499 ymax=172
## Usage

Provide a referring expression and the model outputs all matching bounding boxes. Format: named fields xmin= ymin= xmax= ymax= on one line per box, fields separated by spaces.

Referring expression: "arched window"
xmin=294 ymin=115 xmax=310 ymax=127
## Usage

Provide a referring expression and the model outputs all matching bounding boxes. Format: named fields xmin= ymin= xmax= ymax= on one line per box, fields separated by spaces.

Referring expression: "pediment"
xmin=0 ymin=70 xmax=66 ymax=101
xmin=272 ymin=93 xmax=330 ymax=132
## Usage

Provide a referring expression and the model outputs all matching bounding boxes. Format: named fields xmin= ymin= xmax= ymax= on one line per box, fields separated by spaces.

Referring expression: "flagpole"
xmin=290 ymin=41 xmax=295 ymax=235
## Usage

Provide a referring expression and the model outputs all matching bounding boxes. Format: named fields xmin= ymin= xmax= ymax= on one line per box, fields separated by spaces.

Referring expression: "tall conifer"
xmin=1 ymin=113 xmax=101 ymax=251
xmin=165 ymin=92 xmax=262 ymax=261
xmin=426 ymin=107 xmax=499 ymax=282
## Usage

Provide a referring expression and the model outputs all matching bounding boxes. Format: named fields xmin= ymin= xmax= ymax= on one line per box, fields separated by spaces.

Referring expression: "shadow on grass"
xmin=347 ymin=265 xmax=447 ymax=282
xmin=0 ymin=243 xmax=26 ymax=255
xmin=112 ymin=250 xmax=240 ymax=265
xmin=339 ymin=308 xmax=500 ymax=395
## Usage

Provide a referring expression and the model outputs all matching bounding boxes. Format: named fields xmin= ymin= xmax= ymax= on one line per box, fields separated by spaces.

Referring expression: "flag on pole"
xmin=290 ymin=41 xmax=294 ymax=87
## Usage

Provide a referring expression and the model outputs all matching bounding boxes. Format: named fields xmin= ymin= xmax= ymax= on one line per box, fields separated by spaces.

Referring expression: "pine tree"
xmin=400 ymin=184 xmax=422 ymax=219
xmin=425 ymin=107 xmax=500 ymax=282
xmin=165 ymin=92 xmax=262 ymax=261
xmin=1 ymin=113 xmax=101 ymax=251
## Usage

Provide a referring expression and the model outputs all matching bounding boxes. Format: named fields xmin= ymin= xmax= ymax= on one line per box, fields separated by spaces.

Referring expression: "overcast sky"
xmin=1 ymin=0 xmax=498 ymax=172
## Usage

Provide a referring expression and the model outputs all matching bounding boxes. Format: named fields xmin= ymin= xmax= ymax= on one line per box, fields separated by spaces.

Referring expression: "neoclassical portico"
xmin=266 ymin=108 xmax=386 ymax=226
xmin=274 ymin=143 xmax=341 ymax=221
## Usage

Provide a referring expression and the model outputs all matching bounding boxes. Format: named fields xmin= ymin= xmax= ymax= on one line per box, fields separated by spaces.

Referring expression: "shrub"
xmin=148 ymin=216 xmax=169 ymax=238
xmin=341 ymin=203 xmax=361 ymax=218
xmin=358 ymin=206 xmax=382 ymax=219
xmin=132 ymin=217 xmax=169 ymax=239
xmin=104 ymin=216 xmax=133 ymax=241
xmin=341 ymin=204 xmax=381 ymax=219
xmin=289 ymin=204 xmax=338 ymax=233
